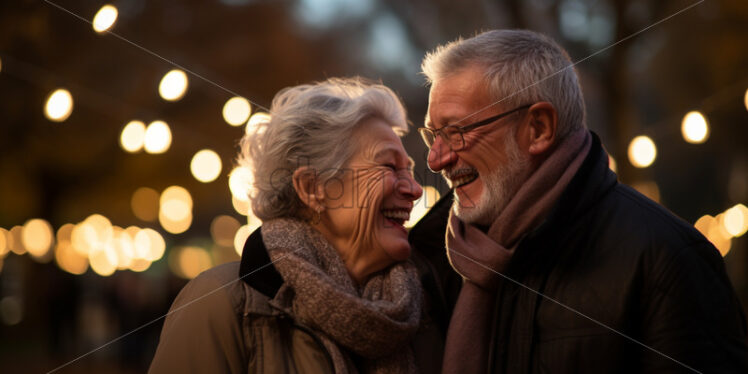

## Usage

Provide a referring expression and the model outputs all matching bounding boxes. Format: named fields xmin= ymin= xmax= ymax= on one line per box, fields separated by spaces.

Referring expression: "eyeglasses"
xmin=418 ymin=104 xmax=532 ymax=151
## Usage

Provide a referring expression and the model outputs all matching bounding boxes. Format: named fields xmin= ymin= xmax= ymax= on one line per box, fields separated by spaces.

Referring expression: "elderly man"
xmin=412 ymin=29 xmax=748 ymax=373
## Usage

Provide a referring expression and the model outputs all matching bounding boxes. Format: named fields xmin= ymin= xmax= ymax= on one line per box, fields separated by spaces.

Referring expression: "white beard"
xmin=453 ymin=135 xmax=531 ymax=226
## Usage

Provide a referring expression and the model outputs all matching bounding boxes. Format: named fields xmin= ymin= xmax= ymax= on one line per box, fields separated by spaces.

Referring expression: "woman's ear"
xmin=526 ymin=102 xmax=557 ymax=156
xmin=292 ymin=167 xmax=324 ymax=211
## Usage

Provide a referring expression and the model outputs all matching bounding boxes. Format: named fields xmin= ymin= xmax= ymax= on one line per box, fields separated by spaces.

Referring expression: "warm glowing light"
xmin=92 ymin=4 xmax=118 ymax=33
xmin=70 ymin=214 xmax=113 ymax=256
xmin=0 ymin=228 xmax=8 ymax=257
xmin=22 ymin=219 xmax=54 ymax=259
xmin=744 ymin=89 xmax=748 ymax=112
xmin=0 ymin=57 xmax=3 ymax=73
xmin=159 ymin=186 xmax=193 ymax=234
xmin=144 ymin=120 xmax=172 ymax=154
xmin=131 ymin=187 xmax=159 ymax=222
xmin=190 ymin=149 xmax=222 ymax=183
xmin=406 ymin=186 xmax=441 ymax=227
xmin=135 ymin=228 xmax=165 ymax=261
xmin=54 ymin=240 xmax=88 ymax=275
xmin=159 ymin=69 xmax=189 ymax=101
xmin=223 ymin=97 xmax=251 ymax=126
xmin=89 ymin=245 xmax=118 ymax=276
xmin=234 ymin=225 xmax=251 ymax=256
xmin=211 ymin=215 xmax=241 ymax=247
xmin=8 ymin=226 xmax=25 ymax=255
xmin=229 ymin=166 xmax=254 ymax=202
xmin=628 ymin=136 xmax=657 ymax=168
xmin=724 ymin=204 xmax=748 ymax=237
xmin=44 ymin=88 xmax=73 ymax=122
xmin=170 ymin=246 xmax=212 ymax=279
xmin=246 ymin=112 xmax=271 ymax=134
xmin=232 ymin=195 xmax=250 ymax=216
xmin=120 ymin=120 xmax=147 ymax=152
xmin=681 ymin=111 xmax=709 ymax=144
xmin=608 ymin=156 xmax=617 ymax=173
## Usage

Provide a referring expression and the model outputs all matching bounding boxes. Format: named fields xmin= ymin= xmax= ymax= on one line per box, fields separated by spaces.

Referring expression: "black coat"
xmin=408 ymin=132 xmax=748 ymax=373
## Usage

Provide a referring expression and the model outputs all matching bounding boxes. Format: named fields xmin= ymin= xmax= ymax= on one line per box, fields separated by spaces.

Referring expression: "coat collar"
xmin=238 ymin=227 xmax=284 ymax=298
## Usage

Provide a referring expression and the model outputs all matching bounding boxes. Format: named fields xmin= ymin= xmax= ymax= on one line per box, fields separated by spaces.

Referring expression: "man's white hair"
xmin=422 ymin=29 xmax=586 ymax=140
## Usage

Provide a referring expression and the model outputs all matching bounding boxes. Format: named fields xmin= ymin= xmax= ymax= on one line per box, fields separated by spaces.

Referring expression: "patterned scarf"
xmin=262 ymin=218 xmax=422 ymax=374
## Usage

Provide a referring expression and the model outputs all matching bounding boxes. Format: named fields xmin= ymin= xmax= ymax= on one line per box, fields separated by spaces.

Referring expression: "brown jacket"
xmin=150 ymin=225 xmax=450 ymax=373
xmin=149 ymin=261 xmax=335 ymax=373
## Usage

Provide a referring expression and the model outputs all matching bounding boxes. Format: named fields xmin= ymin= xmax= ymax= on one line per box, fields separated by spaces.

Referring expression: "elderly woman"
xmin=150 ymin=78 xmax=434 ymax=373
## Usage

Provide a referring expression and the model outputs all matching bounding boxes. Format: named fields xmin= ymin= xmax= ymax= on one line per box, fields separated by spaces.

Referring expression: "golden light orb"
xmin=681 ymin=111 xmax=709 ymax=144
xmin=627 ymin=136 xmax=657 ymax=168
xmin=92 ymin=4 xmax=118 ymax=33
xmin=89 ymin=245 xmax=118 ymax=276
xmin=723 ymin=204 xmax=748 ymax=238
xmin=608 ymin=156 xmax=617 ymax=173
xmin=21 ymin=219 xmax=54 ymax=259
xmin=120 ymin=120 xmax=147 ymax=153
xmin=0 ymin=228 xmax=8 ymax=258
xmin=190 ymin=149 xmax=222 ymax=183
xmin=744 ymin=88 xmax=748 ymax=112
xmin=54 ymin=241 xmax=89 ymax=275
xmin=173 ymin=246 xmax=212 ymax=279
xmin=246 ymin=112 xmax=271 ymax=134
xmin=211 ymin=215 xmax=241 ymax=247
xmin=158 ymin=69 xmax=189 ymax=101
xmin=223 ymin=97 xmax=251 ymax=126
xmin=8 ymin=226 xmax=26 ymax=255
xmin=229 ymin=166 xmax=254 ymax=202
xmin=44 ymin=88 xmax=74 ymax=122
xmin=233 ymin=225 xmax=251 ymax=256
xmin=144 ymin=120 xmax=172 ymax=154
xmin=131 ymin=187 xmax=160 ymax=222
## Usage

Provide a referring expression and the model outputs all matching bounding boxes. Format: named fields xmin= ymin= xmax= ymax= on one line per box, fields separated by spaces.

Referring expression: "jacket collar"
xmin=238 ymin=227 xmax=284 ymax=298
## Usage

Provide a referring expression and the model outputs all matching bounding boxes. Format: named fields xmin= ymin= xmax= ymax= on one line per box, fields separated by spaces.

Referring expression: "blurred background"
xmin=0 ymin=0 xmax=747 ymax=372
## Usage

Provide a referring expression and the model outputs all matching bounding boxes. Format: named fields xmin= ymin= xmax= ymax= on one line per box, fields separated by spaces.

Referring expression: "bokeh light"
xmin=131 ymin=187 xmax=159 ymax=222
xmin=190 ymin=149 xmax=222 ymax=183
xmin=723 ymin=204 xmax=748 ymax=237
xmin=0 ymin=228 xmax=8 ymax=258
xmin=159 ymin=186 xmax=193 ymax=234
xmin=169 ymin=246 xmax=212 ymax=279
xmin=744 ymin=88 xmax=748 ymax=112
xmin=405 ymin=186 xmax=441 ymax=227
xmin=681 ymin=111 xmax=709 ymax=144
xmin=120 ymin=120 xmax=147 ymax=153
xmin=233 ymin=225 xmax=251 ymax=256
xmin=223 ymin=97 xmax=251 ymax=126
xmin=229 ymin=166 xmax=254 ymax=202
xmin=608 ymin=155 xmax=617 ymax=173
xmin=246 ymin=112 xmax=271 ymax=134
xmin=628 ymin=136 xmax=657 ymax=168
xmin=8 ymin=226 xmax=25 ymax=255
xmin=211 ymin=215 xmax=241 ymax=247
xmin=89 ymin=245 xmax=118 ymax=276
xmin=144 ymin=120 xmax=172 ymax=154
xmin=158 ymin=69 xmax=189 ymax=101
xmin=232 ymin=195 xmax=250 ymax=216
xmin=92 ymin=4 xmax=118 ymax=33
xmin=55 ymin=240 xmax=89 ymax=275
xmin=21 ymin=218 xmax=54 ymax=260
xmin=44 ymin=88 xmax=73 ymax=122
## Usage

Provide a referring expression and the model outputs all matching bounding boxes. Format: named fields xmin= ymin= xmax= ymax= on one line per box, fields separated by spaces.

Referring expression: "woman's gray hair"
xmin=237 ymin=77 xmax=408 ymax=221
xmin=421 ymin=29 xmax=586 ymax=140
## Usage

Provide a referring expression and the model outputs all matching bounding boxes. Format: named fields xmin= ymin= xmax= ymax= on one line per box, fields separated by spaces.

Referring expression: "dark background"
xmin=1 ymin=0 xmax=747 ymax=372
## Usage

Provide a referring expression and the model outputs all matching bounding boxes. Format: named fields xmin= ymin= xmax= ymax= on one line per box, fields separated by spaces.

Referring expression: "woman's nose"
xmin=398 ymin=173 xmax=423 ymax=202
xmin=426 ymin=138 xmax=457 ymax=172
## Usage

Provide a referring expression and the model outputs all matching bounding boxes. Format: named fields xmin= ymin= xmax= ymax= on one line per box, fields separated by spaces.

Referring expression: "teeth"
xmin=452 ymin=173 xmax=477 ymax=188
xmin=382 ymin=209 xmax=409 ymax=220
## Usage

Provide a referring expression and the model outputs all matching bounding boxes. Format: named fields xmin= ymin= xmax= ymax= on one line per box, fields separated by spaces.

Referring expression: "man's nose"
xmin=426 ymin=137 xmax=457 ymax=172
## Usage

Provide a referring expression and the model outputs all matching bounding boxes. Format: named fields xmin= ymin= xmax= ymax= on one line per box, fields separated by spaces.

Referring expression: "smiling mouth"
xmin=381 ymin=209 xmax=410 ymax=228
xmin=447 ymin=169 xmax=479 ymax=188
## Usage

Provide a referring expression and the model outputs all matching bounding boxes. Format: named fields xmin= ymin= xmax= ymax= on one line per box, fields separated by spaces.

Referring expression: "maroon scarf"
xmin=443 ymin=130 xmax=591 ymax=373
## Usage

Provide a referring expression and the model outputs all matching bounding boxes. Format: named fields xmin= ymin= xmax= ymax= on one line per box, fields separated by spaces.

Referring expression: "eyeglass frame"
xmin=418 ymin=103 xmax=533 ymax=151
